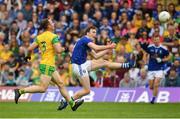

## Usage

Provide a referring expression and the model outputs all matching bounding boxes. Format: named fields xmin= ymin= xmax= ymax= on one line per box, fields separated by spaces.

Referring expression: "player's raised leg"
xmin=90 ymin=59 xmax=134 ymax=71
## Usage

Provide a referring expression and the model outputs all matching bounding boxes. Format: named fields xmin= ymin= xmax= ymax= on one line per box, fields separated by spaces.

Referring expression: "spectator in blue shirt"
xmin=119 ymin=0 xmax=134 ymax=20
xmin=167 ymin=3 xmax=180 ymax=20
xmin=21 ymin=2 xmax=33 ymax=21
xmin=152 ymin=3 xmax=163 ymax=20
xmin=100 ymin=17 xmax=113 ymax=38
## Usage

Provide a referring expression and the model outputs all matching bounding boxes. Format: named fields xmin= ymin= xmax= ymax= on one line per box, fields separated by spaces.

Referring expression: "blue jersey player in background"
xmin=58 ymin=26 xmax=135 ymax=110
xmin=139 ymin=36 xmax=170 ymax=104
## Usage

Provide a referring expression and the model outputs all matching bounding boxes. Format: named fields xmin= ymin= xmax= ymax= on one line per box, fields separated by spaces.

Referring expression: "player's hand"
xmin=109 ymin=43 xmax=116 ymax=49
xmin=24 ymin=56 xmax=31 ymax=63
xmin=156 ymin=57 xmax=162 ymax=63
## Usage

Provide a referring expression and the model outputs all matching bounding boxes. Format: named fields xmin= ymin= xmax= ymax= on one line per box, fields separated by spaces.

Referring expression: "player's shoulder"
xmin=81 ymin=36 xmax=88 ymax=40
xmin=52 ymin=32 xmax=58 ymax=37
xmin=147 ymin=44 xmax=155 ymax=48
xmin=159 ymin=44 xmax=168 ymax=50
xmin=79 ymin=36 xmax=91 ymax=42
xmin=36 ymin=31 xmax=57 ymax=41
xmin=36 ymin=33 xmax=42 ymax=41
xmin=47 ymin=31 xmax=58 ymax=38
xmin=41 ymin=31 xmax=57 ymax=37
xmin=85 ymin=36 xmax=93 ymax=41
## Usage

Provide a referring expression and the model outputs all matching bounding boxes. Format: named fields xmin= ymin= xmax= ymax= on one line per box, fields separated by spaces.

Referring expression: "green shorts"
xmin=39 ymin=64 xmax=56 ymax=76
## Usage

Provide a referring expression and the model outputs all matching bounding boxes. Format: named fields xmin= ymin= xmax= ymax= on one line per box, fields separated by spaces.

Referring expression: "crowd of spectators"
xmin=0 ymin=0 xmax=180 ymax=88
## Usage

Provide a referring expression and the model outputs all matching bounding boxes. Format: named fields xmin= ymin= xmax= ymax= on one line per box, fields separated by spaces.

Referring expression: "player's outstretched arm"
xmin=90 ymin=49 xmax=109 ymax=59
xmin=88 ymin=42 xmax=115 ymax=51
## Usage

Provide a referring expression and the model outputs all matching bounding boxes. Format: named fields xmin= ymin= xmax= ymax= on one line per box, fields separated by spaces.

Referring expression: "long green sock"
xmin=19 ymin=89 xmax=25 ymax=94
xmin=69 ymin=97 xmax=75 ymax=107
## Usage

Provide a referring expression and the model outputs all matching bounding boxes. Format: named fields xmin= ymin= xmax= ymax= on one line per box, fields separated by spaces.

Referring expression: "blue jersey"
xmin=71 ymin=36 xmax=92 ymax=65
xmin=141 ymin=43 xmax=169 ymax=71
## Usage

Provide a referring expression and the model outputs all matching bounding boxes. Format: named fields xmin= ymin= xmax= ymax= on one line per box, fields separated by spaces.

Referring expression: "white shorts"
xmin=72 ymin=60 xmax=91 ymax=79
xmin=147 ymin=70 xmax=164 ymax=80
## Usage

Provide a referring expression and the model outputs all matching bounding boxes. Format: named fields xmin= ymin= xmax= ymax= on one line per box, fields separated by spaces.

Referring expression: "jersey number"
xmin=41 ymin=41 xmax=47 ymax=53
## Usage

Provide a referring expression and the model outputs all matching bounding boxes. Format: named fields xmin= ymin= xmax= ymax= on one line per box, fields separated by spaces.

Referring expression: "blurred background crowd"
xmin=0 ymin=0 xmax=179 ymax=88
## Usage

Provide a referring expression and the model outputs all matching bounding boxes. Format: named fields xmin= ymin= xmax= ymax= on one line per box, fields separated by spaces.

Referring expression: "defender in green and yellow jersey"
xmin=14 ymin=18 xmax=83 ymax=111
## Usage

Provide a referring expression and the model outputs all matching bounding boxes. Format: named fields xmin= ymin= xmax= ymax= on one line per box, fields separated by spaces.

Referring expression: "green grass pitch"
xmin=0 ymin=102 xmax=180 ymax=118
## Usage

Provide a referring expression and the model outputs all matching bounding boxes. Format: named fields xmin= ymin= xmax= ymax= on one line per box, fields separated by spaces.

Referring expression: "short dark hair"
xmin=39 ymin=18 xmax=49 ymax=30
xmin=85 ymin=26 xmax=97 ymax=34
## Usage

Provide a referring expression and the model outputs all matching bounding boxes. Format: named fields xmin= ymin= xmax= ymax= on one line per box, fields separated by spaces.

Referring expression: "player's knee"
xmin=154 ymin=83 xmax=159 ymax=88
xmin=56 ymin=81 xmax=64 ymax=88
xmin=39 ymin=86 xmax=47 ymax=93
xmin=39 ymin=89 xmax=45 ymax=93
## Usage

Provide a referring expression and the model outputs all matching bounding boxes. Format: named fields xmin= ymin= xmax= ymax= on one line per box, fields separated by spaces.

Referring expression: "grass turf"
xmin=0 ymin=102 xmax=180 ymax=118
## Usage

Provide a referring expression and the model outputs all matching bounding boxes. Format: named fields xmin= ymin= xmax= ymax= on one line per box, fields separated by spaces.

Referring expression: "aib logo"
xmin=115 ymin=90 xmax=136 ymax=102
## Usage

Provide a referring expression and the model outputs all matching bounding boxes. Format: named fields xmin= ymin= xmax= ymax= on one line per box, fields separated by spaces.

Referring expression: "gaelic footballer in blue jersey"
xmin=58 ymin=26 xmax=136 ymax=110
xmin=139 ymin=36 xmax=170 ymax=104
